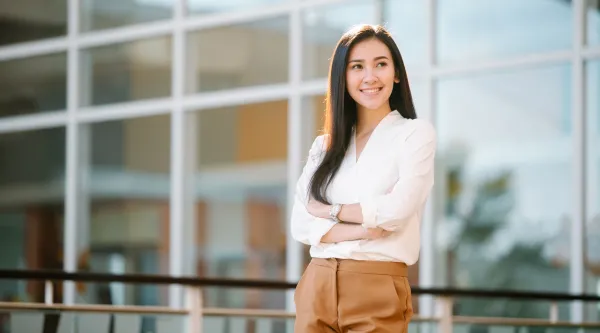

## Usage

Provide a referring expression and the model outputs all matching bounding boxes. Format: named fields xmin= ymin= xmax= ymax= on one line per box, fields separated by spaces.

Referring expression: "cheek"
xmin=346 ymin=73 xmax=358 ymax=86
xmin=381 ymin=70 xmax=397 ymax=85
xmin=345 ymin=75 xmax=361 ymax=93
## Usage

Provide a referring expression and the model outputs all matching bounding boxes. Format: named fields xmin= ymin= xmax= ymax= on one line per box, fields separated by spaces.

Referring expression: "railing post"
xmin=186 ymin=286 xmax=203 ymax=333
xmin=549 ymin=302 xmax=558 ymax=323
xmin=436 ymin=296 xmax=453 ymax=333
xmin=44 ymin=280 xmax=53 ymax=305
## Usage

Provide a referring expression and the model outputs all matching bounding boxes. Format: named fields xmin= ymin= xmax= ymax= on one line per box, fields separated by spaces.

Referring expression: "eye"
xmin=377 ymin=62 xmax=388 ymax=68
xmin=351 ymin=64 xmax=363 ymax=70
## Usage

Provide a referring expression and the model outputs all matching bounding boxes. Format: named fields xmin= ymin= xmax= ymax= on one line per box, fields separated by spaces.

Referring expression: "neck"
xmin=355 ymin=104 xmax=393 ymax=135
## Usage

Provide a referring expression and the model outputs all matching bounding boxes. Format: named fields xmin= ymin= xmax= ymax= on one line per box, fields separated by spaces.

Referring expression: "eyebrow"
xmin=349 ymin=56 xmax=390 ymax=63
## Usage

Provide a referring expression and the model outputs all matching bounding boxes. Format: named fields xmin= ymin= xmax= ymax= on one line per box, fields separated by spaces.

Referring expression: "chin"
xmin=357 ymin=100 xmax=387 ymax=111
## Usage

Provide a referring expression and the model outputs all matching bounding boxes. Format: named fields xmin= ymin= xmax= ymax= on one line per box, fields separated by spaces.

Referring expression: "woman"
xmin=291 ymin=24 xmax=436 ymax=333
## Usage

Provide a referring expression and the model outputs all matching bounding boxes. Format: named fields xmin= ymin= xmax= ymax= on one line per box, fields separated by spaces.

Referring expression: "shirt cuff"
xmin=360 ymin=199 xmax=378 ymax=229
xmin=308 ymin=218 xmax=337 ymax=246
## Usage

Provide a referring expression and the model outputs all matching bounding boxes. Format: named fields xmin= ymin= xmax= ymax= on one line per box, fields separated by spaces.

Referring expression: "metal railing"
xmin=0 ymin=269 xmax=599 ymax=333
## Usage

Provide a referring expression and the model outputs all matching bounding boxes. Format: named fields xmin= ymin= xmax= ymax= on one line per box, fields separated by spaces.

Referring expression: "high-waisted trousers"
xmin=294 ymin=258 xmax=413 ymax=333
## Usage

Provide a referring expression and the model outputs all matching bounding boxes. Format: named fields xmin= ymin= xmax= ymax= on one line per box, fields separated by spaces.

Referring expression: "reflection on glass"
xmin=437 ymin=0 xmax=573 ymax=64
xmin=588 ymin=0 xmax=600 ymax=45
xmin=187 ymin=0 xmax=287 ymax=16
xmin=187 ymin=101 xmax=288 ymax=310
xmin=7 ymin=309 xmax=185 ymax=332
xmin=186 ymin=17 xmax=289 ymax=93
xmin=0 ymin=0 xmax=66 ymax=46
xmin=302 ymin=1 xmax=376 ymax=80
xmin=409 ymin=80 xmax=426 ymax=115
xmin=0 ymin=53 xmax=67 ymax=118
xmin=0 ymin=128 xmax=65 ymax=303
xmin=80 ymin=0 xmax=172 ymax=32
xmin=383 ymin=0 xmax=427 ymax=69
xmin=78 ymin=115 xmax=171 ymax=306
xmin=204 ymin=315 xmax=292 ymax=332
xmin=80 ymin=37 xmax=172 ymax=107
xmin=586 ymin=60 xmax=600 ymax=321
xmin=436 ymin=64 xmax=572 ymax=318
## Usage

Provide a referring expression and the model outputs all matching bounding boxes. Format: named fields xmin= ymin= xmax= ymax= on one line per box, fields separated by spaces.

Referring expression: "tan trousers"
xmin=294 ymin=258 xmax=413 ymax=333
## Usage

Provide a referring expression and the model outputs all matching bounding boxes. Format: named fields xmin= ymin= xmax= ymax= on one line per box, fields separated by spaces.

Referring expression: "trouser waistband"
xmin=310 ymin=258 xmax=407 ymax=276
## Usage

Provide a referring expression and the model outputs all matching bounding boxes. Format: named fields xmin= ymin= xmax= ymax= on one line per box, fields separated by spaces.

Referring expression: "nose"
xmin=362 ymin=68 xmax=378 ymax=85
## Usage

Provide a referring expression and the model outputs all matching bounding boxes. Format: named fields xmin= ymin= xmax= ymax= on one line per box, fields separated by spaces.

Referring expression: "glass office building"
xmin=0 ymin=0 xmax=598 ymax=323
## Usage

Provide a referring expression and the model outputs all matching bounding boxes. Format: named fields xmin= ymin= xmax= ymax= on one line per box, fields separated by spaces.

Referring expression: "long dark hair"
xmin=309 ymin=24 xmax=417 ymax=204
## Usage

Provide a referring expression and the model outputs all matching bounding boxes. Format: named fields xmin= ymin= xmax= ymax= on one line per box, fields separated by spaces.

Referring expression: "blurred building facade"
xmin=0 ymin=0 xmax=598 ymax=323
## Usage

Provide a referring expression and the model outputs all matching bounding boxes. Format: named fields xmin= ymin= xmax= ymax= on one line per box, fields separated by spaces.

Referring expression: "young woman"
xmin=290 ymin=24 xmax=436 ymax=333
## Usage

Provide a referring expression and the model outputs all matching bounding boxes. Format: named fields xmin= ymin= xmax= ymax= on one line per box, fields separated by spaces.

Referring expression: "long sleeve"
xmin=290 ymin=135 xmax=337 ymax=246
xmin=360 ymin=119 xmax=436 ymax=231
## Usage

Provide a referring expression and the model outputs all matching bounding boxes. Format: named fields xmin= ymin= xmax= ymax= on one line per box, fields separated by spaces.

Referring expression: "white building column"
xmin=63 ymin=0 xmax=81 ymax=306
xmin=571 ymin=0 xmax=586 ymax=323
xmin=169 ymin=0 xmax=187 ymax=308
xmin=286 ymin=0 xmax=303 ymax=316
xmin=419 ymin=0 xmax=437 ymax=322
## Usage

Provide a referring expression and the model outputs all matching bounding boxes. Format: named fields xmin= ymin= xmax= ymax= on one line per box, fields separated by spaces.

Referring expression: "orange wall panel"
xmin=236 ymin=100 xmax=288 ymax=162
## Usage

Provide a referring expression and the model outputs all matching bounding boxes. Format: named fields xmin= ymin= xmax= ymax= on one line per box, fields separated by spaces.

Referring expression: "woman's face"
xmin=345 ymin=38 xmax=397 ymax=112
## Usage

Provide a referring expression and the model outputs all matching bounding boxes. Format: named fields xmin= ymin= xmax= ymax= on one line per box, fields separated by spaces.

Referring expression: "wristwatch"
xmin=329 ymin=204 xmax=342 ymax=223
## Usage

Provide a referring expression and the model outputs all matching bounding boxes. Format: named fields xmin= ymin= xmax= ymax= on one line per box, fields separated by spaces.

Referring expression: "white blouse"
xmin=290 ymin=110 xmax=436 ymax=265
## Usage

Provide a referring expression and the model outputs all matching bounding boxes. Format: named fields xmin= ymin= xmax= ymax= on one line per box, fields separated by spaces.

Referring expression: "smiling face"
xmin=345 ymin=38 xmax=398 ymax=113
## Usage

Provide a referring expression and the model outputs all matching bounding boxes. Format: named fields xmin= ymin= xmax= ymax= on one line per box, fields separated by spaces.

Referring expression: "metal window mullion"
xmin=571 ymin=0 xmax=586 ymax=324
xmin=286 ymin=0 xmax=302 ymax=314
xmin=432 ymin=50 xmax=572 ymax=77
xmin=419 ymin=0 xmax=437 ymax=322
xmin=169 ymin=0 xmax=187 ymax=309
xmin=374 ymin=0 xmax=384 ymax=24
xmin=0 ymin=38 xmax=68 ymax=62
xmin=63 ymin=0 xmax=80 ymax=306
xmin=0 ymin=112 xmax=68 ymax=134
xmin=583 ymin=46 xmax=600 ymax=58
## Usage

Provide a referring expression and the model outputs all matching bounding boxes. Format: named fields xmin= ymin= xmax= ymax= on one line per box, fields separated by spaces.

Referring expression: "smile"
xmin=360 ymin=87 xmax=383 ymax=95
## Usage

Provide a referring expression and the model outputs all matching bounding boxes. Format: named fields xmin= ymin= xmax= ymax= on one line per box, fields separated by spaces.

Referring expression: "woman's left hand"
xmin=306 ymin=199 xmax=331 ymax=219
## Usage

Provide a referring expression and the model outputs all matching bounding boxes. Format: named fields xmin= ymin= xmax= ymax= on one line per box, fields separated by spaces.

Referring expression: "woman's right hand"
xmin=363 ymin=227 xmax=393 ymax=240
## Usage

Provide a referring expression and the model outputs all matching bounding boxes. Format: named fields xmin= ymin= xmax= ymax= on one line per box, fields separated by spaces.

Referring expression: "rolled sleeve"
xmin=360 ymin=198 xmax=378 ymax=229
xmin=307 ymin=217 xmax=337 ymax=246
xmin=290 ymin=135 xmax=337 ymax=247
xmin=359 ymin=119 xmax=436 ymax=231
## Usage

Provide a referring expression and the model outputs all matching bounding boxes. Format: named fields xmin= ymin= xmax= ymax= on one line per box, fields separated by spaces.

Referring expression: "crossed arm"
xmin=290 ymin=120 xmax=436 ymax=246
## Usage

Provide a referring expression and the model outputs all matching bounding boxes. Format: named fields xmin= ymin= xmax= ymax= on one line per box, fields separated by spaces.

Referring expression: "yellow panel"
xmin=236 ymin=100 xmax=288 ymax=162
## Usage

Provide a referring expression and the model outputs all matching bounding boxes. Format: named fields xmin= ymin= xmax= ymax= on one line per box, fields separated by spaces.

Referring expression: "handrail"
xmin=1 ymin=269 xmax=599 ymax=302
xmin=2 ymin=302 xmax=600 ymax=329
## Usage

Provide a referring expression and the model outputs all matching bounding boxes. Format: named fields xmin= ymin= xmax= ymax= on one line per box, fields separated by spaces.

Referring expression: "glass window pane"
xmin=0 ymin=1 xmax=66 ymax=46
xmin=187 ymin=0 xmax=289 ymax=16
xmin=80 ymin=0 xmax=173 ymax=32
xmin=410 ymin=79 xmax=426 ymax=115
xmin=586 ymin=60 xmax=600 ymax=319
xmin=437 ymin=0 xmax=573 ymax=64
xmin=0 ymin=128 xmax=65 ymax=303
xmin=588 ymin=0 xmax=600 ymax=45
xmin=435 ymin=65 xmax=572 ymax=317
xmin=383 ymin=0 xmax=428 ymax=70
xmin=78 ymin=115 xmax=171 ymax=306
xmin=0 ymin=53 xmax=67 ymax=118
xmin=186 ymin=17 xmax=289 ymax=93
xmin=81 ymin=36 xmax=172 ymax=107
xmin=302 ymin=1 xmax=376 ymax=80
xmin=187 ymin=100 xmax=287 ymax=309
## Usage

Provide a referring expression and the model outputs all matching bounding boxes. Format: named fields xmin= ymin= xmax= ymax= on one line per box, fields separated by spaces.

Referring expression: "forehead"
xmin=348 ymin=38 xmax=392 ymax=60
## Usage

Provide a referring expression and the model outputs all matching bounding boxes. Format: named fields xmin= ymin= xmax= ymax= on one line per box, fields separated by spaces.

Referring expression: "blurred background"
xmin=0 ymin=0 xmax=598 ymax=326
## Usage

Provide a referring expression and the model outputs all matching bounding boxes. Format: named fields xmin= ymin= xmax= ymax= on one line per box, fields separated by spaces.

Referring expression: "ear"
xmin=394 ymin=77 xmax=400 ymax=83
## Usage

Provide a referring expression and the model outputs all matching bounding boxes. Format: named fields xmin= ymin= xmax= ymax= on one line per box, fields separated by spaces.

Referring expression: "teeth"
xmin=362 ymin=88 xmax=381 ymax=93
